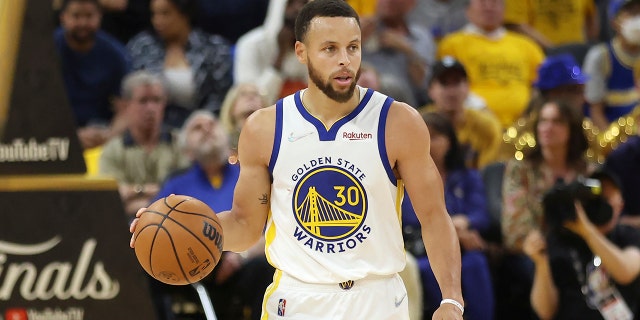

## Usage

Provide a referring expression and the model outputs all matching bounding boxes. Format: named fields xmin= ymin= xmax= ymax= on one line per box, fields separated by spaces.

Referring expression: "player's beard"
xmin=308 ymin=59 xmax=361 ymax=103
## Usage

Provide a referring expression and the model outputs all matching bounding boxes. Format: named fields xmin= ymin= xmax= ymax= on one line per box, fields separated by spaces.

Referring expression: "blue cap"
xmin=533 ymin=54 xmax=589 ymax=90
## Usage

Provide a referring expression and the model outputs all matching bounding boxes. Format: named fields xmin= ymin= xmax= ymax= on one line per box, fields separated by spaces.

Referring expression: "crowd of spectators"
xmin=52 ymin=0 xmax=640 ymax=319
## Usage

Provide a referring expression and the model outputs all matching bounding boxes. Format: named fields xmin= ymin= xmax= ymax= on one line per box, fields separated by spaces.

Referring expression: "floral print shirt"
xmin=501 ymin=158 xmax=591 ymax=252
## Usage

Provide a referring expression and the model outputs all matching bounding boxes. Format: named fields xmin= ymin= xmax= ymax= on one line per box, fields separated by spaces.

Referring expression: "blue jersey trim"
xmin=269 ymin=99 xmax=284 ymax=174
xmin=378 ymin=96 xmax=396 ymax=186
xmin=294 ymin=89 xmax=374 ymax=141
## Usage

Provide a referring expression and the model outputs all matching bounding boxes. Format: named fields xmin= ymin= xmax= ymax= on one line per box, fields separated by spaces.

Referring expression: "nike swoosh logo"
xmin=395 ymin=293 xmax=407 ymax=307
xmin=287 ymin=131 xmax=314 ymax=142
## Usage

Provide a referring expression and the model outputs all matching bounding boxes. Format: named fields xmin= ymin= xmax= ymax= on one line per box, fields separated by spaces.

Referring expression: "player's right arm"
xmin=217 ymin=107 xmax=276 ymax=252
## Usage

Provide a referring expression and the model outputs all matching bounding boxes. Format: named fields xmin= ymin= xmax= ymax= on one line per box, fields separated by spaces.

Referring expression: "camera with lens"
xmin=542 ymin=177 xmax=613 ymax=230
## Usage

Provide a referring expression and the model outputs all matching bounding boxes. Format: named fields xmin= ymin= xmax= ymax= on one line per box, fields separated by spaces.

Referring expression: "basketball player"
xmin=130 ymin=0 xmax=463 ymax=318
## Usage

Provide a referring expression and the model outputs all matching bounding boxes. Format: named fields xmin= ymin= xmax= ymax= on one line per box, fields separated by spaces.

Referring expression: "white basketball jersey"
xmin=265 ymin=86 xmax=406 ymax=284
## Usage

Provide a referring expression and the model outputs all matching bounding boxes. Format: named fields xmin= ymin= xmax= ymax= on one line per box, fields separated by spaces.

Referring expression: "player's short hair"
xmin=294 ymin=0 xmax=360 ymax=43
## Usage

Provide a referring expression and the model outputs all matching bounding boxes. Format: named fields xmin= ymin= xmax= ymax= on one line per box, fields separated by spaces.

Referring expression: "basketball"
xmin=133 ymin=195 xmax=224 ymax=285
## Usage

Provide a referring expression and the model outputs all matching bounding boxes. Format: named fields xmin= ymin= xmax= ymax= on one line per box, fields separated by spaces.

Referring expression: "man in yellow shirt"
xmin=503 ymin=0 xmax=599 ymax=49
xmin=438 ymin=0 xmax=545 ymax=128
xmin=421 ymin=57 xmax=503 ymax=169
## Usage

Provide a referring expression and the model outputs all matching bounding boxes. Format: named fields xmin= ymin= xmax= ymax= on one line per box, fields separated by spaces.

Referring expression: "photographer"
xmin=524 ymin=171 xmax=640 ymax=320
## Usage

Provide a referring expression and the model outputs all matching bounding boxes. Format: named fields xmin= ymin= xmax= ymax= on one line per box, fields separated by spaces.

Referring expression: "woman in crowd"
xmin=127 ymin=0 xmax=233 ymax=128
xmin=500 ymin=99 xmax=593 ymax=317
xmin=502 ymin=99 xmax=593 ymax=254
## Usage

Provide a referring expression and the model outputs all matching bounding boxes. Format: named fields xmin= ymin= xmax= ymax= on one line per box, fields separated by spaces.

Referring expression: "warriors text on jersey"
xmin=265 ymin=86 xmax=406 ymax=284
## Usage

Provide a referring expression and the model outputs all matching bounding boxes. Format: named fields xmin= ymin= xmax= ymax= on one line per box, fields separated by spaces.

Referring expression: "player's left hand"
xmin=432 ymin=303 xmax=463 ymax=320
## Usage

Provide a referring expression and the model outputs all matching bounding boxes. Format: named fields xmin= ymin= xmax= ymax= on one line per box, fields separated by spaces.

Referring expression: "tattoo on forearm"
xmin=259 ymin=194 xmax=268 ymax=205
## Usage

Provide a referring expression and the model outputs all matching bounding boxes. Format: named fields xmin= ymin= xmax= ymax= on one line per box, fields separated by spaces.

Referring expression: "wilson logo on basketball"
xmin=202 ymin=221 xmax=223 ymax=251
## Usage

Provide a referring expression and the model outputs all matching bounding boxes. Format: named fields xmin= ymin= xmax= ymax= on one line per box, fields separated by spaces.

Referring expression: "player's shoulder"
xmin=246 ymin=104 xmax=276 ymax=122
xmin=386 ymin=101 xmax=429 ymax=134
xmin=236 ymin=105 xmax=277 ymax=165
xmin=239 ymin=104 xmax=277 ymax=144
xmin=388 ymin=101 xmax=423 ymax=121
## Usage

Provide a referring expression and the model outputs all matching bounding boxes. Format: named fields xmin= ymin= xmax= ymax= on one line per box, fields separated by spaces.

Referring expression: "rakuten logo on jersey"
xmin=342 ymin=132 xmax=373 ymax=140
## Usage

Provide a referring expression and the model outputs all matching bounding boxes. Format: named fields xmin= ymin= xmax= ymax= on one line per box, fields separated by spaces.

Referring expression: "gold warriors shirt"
xmin=265 ymin=87 xmax=406 ymax=284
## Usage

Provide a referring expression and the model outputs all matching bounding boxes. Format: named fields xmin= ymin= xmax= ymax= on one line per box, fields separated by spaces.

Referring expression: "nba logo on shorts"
xmin=5 ymin=308 xmax=28 ymax=320
xmin=278 ymin=299 xmax=286 ymax=316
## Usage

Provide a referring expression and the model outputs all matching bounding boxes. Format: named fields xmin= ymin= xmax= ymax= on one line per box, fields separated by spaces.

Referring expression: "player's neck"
xmin=302 ymin=86 xmax=360 ymax=127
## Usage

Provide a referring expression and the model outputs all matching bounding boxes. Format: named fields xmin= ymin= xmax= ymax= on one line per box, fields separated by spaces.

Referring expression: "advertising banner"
xmin=0 ymin=187 xmax=157 ymax=319
xmin=0 ymin=0 xmax=85 ymax=175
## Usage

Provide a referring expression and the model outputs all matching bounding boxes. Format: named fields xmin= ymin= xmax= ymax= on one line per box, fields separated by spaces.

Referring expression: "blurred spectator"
xmin=524 ymin=170 xmax=640 ymax=320
xmin=583 ymin=0 xmax=640 ymax=130
xmin=500 ymin=99 xmax=593 ymax=318
xmin=158 ymin=111 xmax=237 ymax=211
xmin=234 ymin=0 xmax=309 ymax=104
xmin=407 ymin=0 xmax=469 ymax=42
xmin=403 ymin=112 xmax=494 ymax=320
xmin=604 ymin=0 xmax=632 ymax=40
xmin=504 ymin=54 xmax=589 ymax=160
xmin=421 ymin=57 xmax=503 ymax=169
xmin=531 ymin=54 xmax=590 ymax=114
xmin=99 ymin=0 xmax=152 ymax=44
xmin=357 ymin=62 xmax=415 ymax=104
xmin=604 ymin=108 xmax=640 ymax=227
xmin=127 ymin=0 xmax=233 ymax=129
xmin=194 ymin=0 xmax=268 ymax=44
xmin=98 ymin=71 xmax=188 ymax=217
xmin=504 ymin=0 xmax=599 ymax=50
xmin=502 ymin=99 xmax=592 ymax=253
xmin=153 ymin=110 xmax=273 ymax=320
xmin=362 ymin=0 xmax=435 ymax=107
xmin=438 ymin=0 xmax=545 ymax=128
xmin=55 ymin=0 xmax=131 ymax=150
xmin=219 ymin=83 xmax=270 ymax=150
xmin=357 ymin=63 xmax=383 ymax=91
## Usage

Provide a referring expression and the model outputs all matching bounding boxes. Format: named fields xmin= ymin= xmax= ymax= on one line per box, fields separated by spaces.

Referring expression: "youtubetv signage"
xmin=0 ymin=191 xmax=156 ymax=320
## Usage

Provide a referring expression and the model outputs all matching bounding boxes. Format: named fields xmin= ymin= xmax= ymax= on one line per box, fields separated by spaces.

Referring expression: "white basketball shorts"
xmin=260 ymin=270 xmax=409 ymax=320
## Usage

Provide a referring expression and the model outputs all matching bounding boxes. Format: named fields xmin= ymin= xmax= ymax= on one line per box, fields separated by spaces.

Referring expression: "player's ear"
xmin=295 ymin=41 xmax=307 ymax=64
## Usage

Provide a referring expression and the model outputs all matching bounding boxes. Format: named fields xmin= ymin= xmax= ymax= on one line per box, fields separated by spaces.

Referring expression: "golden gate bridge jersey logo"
xmin=292 ymin=166 xmax=368 ymax=242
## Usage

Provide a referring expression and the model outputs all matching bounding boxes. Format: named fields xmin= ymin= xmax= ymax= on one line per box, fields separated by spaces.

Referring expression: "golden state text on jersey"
xmin=265 ymin=87 xmax=407 ymax=283
xmin=292 ymin=162 xmax=369 ymax=252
